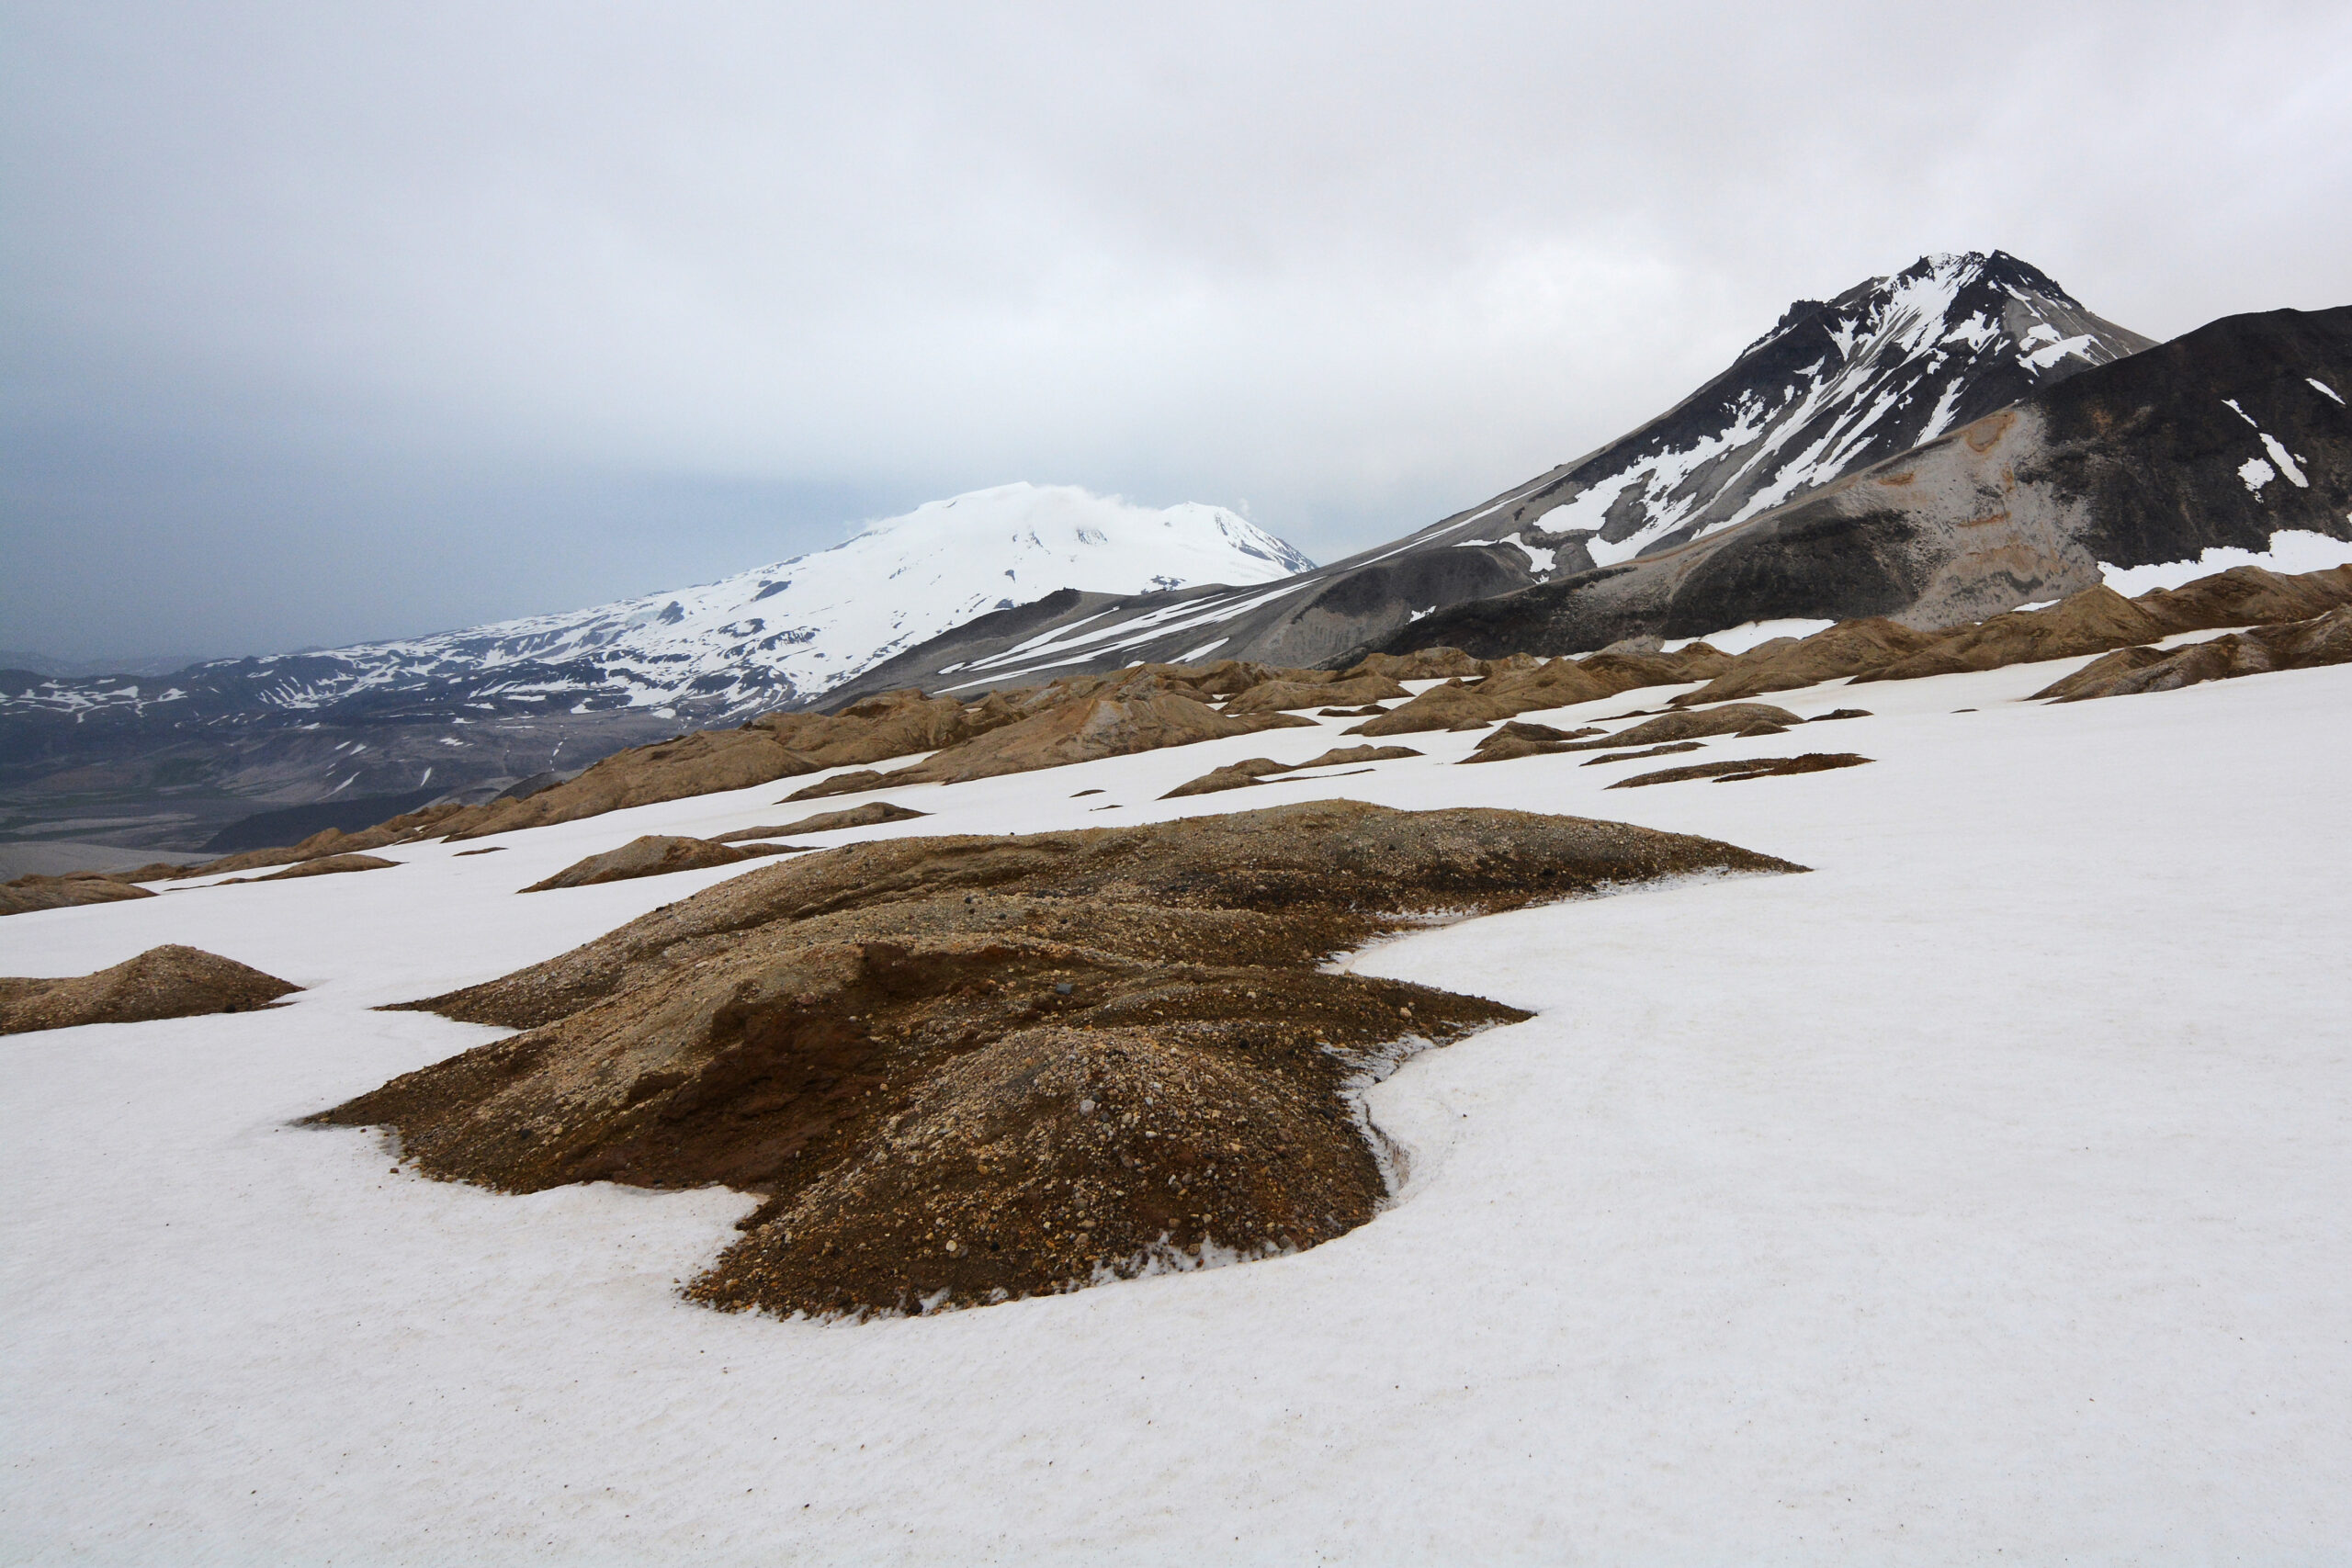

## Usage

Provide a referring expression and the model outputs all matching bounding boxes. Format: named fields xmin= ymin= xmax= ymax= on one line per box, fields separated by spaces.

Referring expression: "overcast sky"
xmin=5 ymin=1 xmax=2347 ymax=664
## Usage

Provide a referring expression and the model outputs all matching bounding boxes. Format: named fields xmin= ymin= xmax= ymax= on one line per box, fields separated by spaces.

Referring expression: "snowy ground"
xmin=5 ymin=649 xmax=2349 ymax=1563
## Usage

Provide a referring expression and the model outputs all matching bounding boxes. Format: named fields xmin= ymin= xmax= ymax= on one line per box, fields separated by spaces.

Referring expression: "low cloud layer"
xmin=6 ymin=0 xmax=2347 ymax=662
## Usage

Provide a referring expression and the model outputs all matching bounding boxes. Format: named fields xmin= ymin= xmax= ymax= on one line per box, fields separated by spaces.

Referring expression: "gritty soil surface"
xmin=320 ymin=801 xmax=1802 ymax=1319
xmin=1 ymin=944 xmax=301 ymax=1035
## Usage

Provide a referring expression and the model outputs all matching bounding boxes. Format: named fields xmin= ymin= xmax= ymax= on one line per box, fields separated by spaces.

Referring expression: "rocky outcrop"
xmin=870 ymin=686 xmax=1316 ymax=788
xmin=1346 ymin=646 xmax=1730 ymax=737
xmin=1221 ymin=674 xmax=1408 ymax=715
xmin=1459 ymin=705 xmax=1799 ymax=764
xmin=520 ymin=837 xmax=788 ymax=893
xmin=1849 ymin=587 xmax=2167 ymax=683
xmin=443 ymin=690 xmax=1023 ymax=840
xmin=221 ymin=853 xmax=400 ymax=885
xmin=714 ymin=802 xmax=930 ymax=841
xmin=1160 ymin=745 xmax=1427 ymax=799
xmin=1657 ymin=562 xmax=2352 ymax=706
xmin=1 ymin=945 xmax=300 ymax=1035
xmin=328 ymin=802 xmax=1803 ymax=1318
xmin=0 ymin=873 xmax=157 ymax=919
xmin=2033 ymin=604 xmax=2352 ymax=702
xmin=1607 ymin=753 xmax=1874 ymax=788
xmin=1667 ymin=619 xmax=1946 ymax=706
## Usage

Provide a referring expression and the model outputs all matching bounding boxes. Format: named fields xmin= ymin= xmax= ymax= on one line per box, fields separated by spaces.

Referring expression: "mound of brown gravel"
xmin=1 ymin=945 xmax=301 ymax=1035
xmin=221 ymin=853 xmax=400 ymax=885
xmin=2033 ymin=604 xmax=2352 ymax=702
xmin=322 ymin=801 xmax=1802 ymax=1319
xmin=718 ymin=802 xmax=929 ymax=841
xmin=520 ymin=836 xmax=789 ymax=892
xmin=0 ymin=873 xmax=158 ymax=919
xmin=1160 ymin=744 xmax=1426 ymax=798
xmin=1607 ymin=752 xmax=1873 ymax=788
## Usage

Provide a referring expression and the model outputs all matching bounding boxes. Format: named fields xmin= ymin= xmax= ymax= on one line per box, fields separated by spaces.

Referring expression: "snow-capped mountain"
xmin=0 ymin=484 xmax=1313 ymax=843
xmin=820 ymin=253 xmax=2160 ymax=699
xmin=3 ymin=484 xmax=1312 ymax=727
xmin=1531 ymin=251 xmax=2152 ymax=564
xmin=1391 ymin=303 xmax=2352 ymax=657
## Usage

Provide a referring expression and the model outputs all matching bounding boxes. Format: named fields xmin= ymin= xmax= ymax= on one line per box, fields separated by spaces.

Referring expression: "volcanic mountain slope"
xmin=1386 ymin=305 xmax=2352 ymax=657
xmin=822 ymin=252 xmax=2152 ymax=701
xmin=0 ymin=484 xmax=1311 ymax=846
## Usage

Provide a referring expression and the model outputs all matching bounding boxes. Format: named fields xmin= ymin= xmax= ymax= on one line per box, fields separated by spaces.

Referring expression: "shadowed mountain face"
xmin=820 ymin=253 xmax=2154 ymax=703
xmin=1382 ymin=305 xmax=2352 ymax=657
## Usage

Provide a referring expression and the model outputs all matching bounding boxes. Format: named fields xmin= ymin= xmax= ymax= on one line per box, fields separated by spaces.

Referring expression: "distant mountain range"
xmin=3 ymin=483 xmax=1309 ymax=728
xmin=0 ymin=486 xmax=1311 ymax=845
xmin=823 ymin=252 xmax=2169 ymax=699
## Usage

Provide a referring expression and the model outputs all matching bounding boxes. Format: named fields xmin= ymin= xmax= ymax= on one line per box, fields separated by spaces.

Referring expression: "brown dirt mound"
xmin=328 ymin=801 xmax=1802 ymax=1318
xmin=717 ymin=802 xmax=930 ymax=841
xmin=1 ymin=944 xmax=301 ymax=1035
xmin=1288 ymin=744 xmax=1423 ymax=769
xmin=1579 ymin=741 xmax=1706 ymax=766
xmin=1460 ymin=718 xmax=1646 ymax=765
xmin=782 ymin=769 xmax=890 ymax=802
xmin=1565 ymin=703 xmax=1801 ymax=750
xmin=108 ymin=862 xmax=210 ymax=884
xmin=0 ymin=873 xmax=159 ymax=919
xmin=221 ymin=853 xmax=400 ymax=886
xmin=1668 ymin=619 xmax=1945 ymax=706
xmin=1222 ymin=674 xmax=1410 ymax=715
xmin=1853 ymin=586 xmax=2169 ymax=684
xmin=1349 ymin=648 xmax=1727 ymax=738
xmin=2034 ymin=604 xmax=2352 ymax=702
xmin=521 ymin=836 xmax=788 ymax=893
xmin=2133 ymin=563 xmax=2352 ymax=634
xmin=1608 ymin=753 xmax=1873 ymax=788
xmin=1161 ymin=745 xmax=1424 ymax=798
xmin=1340 ymin=648 xmax=1485 ymax=681
xmin=873 ymin=688 xmax=1317 ymax=787
xmin=443 ymin=689 xmax=1029 ymax=841
xmin=1159 ymin=758 xmax=1293 ymax=800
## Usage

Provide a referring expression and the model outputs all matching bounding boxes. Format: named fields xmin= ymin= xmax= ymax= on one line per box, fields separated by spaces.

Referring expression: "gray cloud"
xmin=6 ymin=0 xmax=2347 ymax=661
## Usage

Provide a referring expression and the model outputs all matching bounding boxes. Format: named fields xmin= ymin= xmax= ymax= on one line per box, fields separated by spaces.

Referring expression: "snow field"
xmin=4 ymin=650 xmax=2350 ymax=1562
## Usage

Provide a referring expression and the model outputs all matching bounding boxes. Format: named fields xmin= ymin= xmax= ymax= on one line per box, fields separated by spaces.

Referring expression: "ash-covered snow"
xmin=6 ymin=637 xmax=2350 ymax=1561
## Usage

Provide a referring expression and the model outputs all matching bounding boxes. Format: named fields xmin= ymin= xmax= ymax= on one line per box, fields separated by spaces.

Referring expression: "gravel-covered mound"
xmin=320 ymin=801 xmax=1802 ymax=1319
xmin=1 ymin=945 xmax=300 ymax=1035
